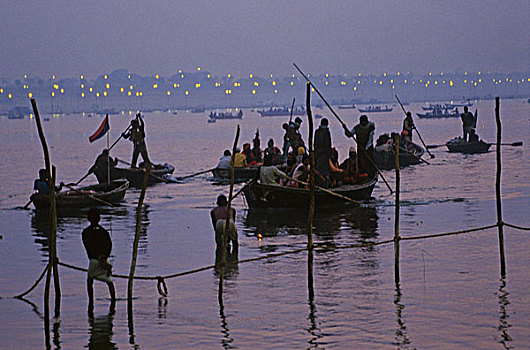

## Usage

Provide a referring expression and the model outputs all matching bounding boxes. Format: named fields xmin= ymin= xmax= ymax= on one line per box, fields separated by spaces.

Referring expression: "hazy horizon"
xmin=2 ymin=1 xmax=528 ymax=80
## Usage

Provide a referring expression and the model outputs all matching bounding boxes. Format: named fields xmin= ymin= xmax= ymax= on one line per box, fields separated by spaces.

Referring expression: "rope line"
xmin=12 ymin=220 xmax=529 ymax=299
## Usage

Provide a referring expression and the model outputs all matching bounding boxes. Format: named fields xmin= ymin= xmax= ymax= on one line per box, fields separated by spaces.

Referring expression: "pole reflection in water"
xmin=158 ymin=297 xmax=168 ymax=319
xmin=216 ymin=253 xmax=238 ymax=349
xmin=306 ymin=248 xmax=322 ymax=347
xmin=87 ymin=313 xmax=116 ymax=350
xmin=393 ymin=282 xmax=411 ymax=347
xmin=497 ymin=277 xmax=513 ymax=349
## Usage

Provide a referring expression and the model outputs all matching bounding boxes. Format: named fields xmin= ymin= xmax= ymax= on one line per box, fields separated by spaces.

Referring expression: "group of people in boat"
xmin=460 ymin=106 xmax=480 ymax=142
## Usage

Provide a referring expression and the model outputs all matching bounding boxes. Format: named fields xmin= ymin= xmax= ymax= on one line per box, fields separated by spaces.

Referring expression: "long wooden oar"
xmin=176 ymin=168 xmax=216 ymax=180
xmin=62 ymin=184 xmax=115 ymax=207
xmin=395 ymin=95 xmax=435 ymax=159
xmin=287 ymin=176 xmax=362 ymax=204
xmin=293 ymin=62 xmax=394 ymax=194
xmin=289 ymin=98 xmax=296 ymax=123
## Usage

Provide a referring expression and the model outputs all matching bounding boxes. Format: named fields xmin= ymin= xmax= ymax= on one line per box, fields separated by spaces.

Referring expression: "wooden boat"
xmin=95 ymin=163 xmax=175 ymax=187
xmin=242 ymin=176 xmax=377 ymax=208
xmin=30 ymin=179 xmax=129 ymax=210
xmin=337 ymin=104 xmax=356 ymax=109
xmin=445 ymin=137 xmax=491 ymax=153
xmin=417 ymin=109 xmax=459 ymax=118
xmin=208 ymin=110 xmax=243 ymax=120
xmin=358 ymin=105 xmax=393 ymax=113
xmin=212 ymin=167 xmax=259 ymax=182
xmin=258 ymin=106 xmax=305 ymax=117
xmin=374 ymin=142 xmax=425 ymax=170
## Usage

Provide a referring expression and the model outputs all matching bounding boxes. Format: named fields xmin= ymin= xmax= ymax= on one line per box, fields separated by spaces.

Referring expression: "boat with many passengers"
xmin=209 ymin=110 xmax=243 ymax=120
xmin=358 ymin=105 xmax=393 ymax=113
xmin=417 ymin=108 xmax=460 ymax=119
xmin=258 ymin=106 xmax=305 ymax=117
xmin=374 ymin=141 xmax=425 ymax=170
xmin=242 ymin=176 xmax=377 ymax=208
xmin=30 ymin=179 xmax=129 ymax=210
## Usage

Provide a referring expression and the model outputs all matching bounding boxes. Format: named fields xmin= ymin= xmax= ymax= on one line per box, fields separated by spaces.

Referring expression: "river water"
xmin=0 ymin=99 xmax=529 ymax=349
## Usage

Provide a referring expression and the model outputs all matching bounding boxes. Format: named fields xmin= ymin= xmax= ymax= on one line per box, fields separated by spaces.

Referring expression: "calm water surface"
xmin=0 ymin=99 xmax=529 ymax=349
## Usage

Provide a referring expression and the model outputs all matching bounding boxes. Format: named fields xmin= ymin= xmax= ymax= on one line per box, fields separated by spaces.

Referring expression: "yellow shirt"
xmin=234 ymin=153 xmax=247 ymax=168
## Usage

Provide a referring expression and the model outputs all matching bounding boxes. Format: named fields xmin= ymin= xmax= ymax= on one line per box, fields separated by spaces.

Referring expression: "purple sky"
xmin=2 ymin=1 xmax=528 ymax=79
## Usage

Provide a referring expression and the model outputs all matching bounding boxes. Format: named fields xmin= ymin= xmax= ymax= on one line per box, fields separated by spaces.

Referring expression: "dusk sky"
xmin=2 ymin=0 xmax=528 ymax=79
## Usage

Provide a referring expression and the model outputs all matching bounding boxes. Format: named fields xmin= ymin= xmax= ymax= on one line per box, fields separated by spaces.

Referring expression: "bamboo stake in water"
xmin=495 ymin=97 xmax=506 ymax=277
xmin=306 ymin=82 xmax=315 ymax=249
xmin=394 ymin=134 xmax=401 ymax=284
xmin=128 ymin=162 xmax=151 ymax=316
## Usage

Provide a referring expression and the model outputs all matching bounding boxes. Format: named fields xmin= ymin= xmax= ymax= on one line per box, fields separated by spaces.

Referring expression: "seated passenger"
xmin=233 ymin=147 xmax=247 ymax=168
xmin=340 ymin=147 xmax=358 ymax=184
xmin=217 ymin=150 xmax=231 ymax=169
xmin=259 ymin=155 xmax=288 ymax=186
xmin=33 ymin=169 xmax=63 ymax=194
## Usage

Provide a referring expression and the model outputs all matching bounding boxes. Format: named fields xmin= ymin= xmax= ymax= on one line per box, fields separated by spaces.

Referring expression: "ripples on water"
xmin=0 ymin=99 xmax=529 ymax=348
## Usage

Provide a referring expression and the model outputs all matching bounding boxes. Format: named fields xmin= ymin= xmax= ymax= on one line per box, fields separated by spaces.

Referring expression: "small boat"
xmin=30 ymin=179 xmax=129 ymax=210
xmin=337 ymin=104 xmax=356 ymax=109
xmin=445 ymin=137 xmax=491 ymax=154
xmin=208 ymin=110 xmax=243 ymax=120
xmin=358 ymin=105 xmax=393 ymax=113
xmin=95 ymin=163 xmax=175 ymax=187
xmin=417 ymin=108 xmax=460 ymax=119
xmin=191 ymin=107 xmax=206 ymax=113
xmin=374 ymin=141 xmax=425 ymax=170
xmin=242 ymin=176 xmax=377 ymax=208
xmin=211 ymin=167 xmax=259 ymax=182
xmin=8 ymin=106 xmax=31 ymax=119
xmin=422 ymin=103 xmax=453 ymax=111
xmin=258 ymin=106 xmax=305 ymax=117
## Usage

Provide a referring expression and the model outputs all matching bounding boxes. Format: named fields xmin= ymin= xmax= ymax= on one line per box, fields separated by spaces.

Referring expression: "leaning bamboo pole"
xmin=128 ymin=162 xmax=151 ymax=315
xmin=495 ymin=97 xmax=506 ymax=276
xmin=394 ymin=134 xmax=401 ymax=284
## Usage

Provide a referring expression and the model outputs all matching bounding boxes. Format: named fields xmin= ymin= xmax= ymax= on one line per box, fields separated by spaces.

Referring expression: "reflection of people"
xmin=210 ymin=195 xmax=238 ymax=256
xmin=87 ymin=313 xmax=116 ymax=349
xmin=82 ymin=208 xmax=116 ymax=314
xmin=122 ymin=113 xmax=149 ymax=167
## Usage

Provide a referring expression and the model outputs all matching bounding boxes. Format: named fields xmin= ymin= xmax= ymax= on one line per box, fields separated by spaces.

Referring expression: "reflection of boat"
xmin=358 ymin=105 xmax=393 ymax=113
xmin=258 ymin=106 xmax=305 ymax=117
xmin=337 ymin=104 xmax=356 ymax=109
xmin=417 ymin=108 xmax=459 ymax=118
xmin=374 ymin=140 xmax=425 ymax=170
xmin=8 ymin=106 xmax=31 ymax=119
xmin=95 ymin=163 xmax=175 ymax=187
xmin=208 ymin=110 xmax=243 ymax=120
xmin=211 ymin=167 xmax=259 ymax=182
xmin=242 ymin=177 xmax=377 ymax=208
xmin=30 ymin=179 xmax=129 ymax=210
xmin=445 ymin=137 xmax=491 ymax=153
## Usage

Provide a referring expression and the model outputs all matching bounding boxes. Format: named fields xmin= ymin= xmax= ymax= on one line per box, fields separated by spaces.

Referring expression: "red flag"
xmin=89 ymin=115 xmax=110 ymax=143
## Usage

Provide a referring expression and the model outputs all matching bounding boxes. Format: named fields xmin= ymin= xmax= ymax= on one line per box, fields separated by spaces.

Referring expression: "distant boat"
xmin=358 ymin=105 xmax=393 ymax=113
xmin=208 ymin=110 xmax=243 ymax=120
xmin=258 ymin=106 xmax=305 ymax=117
xmin=338 ymin=104 xmax=356 ymax=110
xmin=191 ymin=107 xmax=206 ymax=113
xmin=96 ymin=108 xmax=119 ymax=115
xmin=8 ymin=106 xmax=31 ymax=119
xmin=417 ymin=108 xmax=460 ymax=119
xmin=422 ymin=103 xmax=453 ymax=111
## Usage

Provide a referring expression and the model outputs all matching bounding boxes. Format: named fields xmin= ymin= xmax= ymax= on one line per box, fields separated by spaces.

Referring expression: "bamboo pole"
xmin=128 ymin=162 xmax=151 ymax=315
xmin=495 ymin=97 xmax=506 ymax=276
xmin=221 ymin=125 xmax=240 ymax=266
xmin=31 ymin=99 xmax=61 ymax=323
xmin=394 ymin=134 xmax=401 ymax=284
xmin=306 ymin=82 xmax=315 ymax=248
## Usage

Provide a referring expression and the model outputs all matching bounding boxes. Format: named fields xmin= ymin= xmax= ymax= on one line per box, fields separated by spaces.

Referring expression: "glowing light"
xmin=379 ymin=81 xmax=382 ymax=85
xmin=325 ymin=81 xmax=329 ymax=86
xmin=127 ymin=91 xmax=131 ymax=96
xmin=254 ymin=82 xmax=259 ymax=87
xmin=106 ymin=83 xmax=110 ymax=89
xmin=326 ymin=73 xmax=329 ymax=77
xmin=390 ymin=79 xmax=394 ymax=84
xmin=167 ymin=91 xmax=171 ymax=96
xmin=89 ymin=87 xmax=93 ymax=92
xmin=272 ymin=81 xmax=276 ymax=86
xmin=404 ymin=80 xmax=407 ymax=84
xmin=53 ymin=84 xmax=59 ymax=90
xmin=81 ymin=84 xmax=85 ymax=89
xmin=342 ymin=81 xmax=347 ymax=85
xmin=28 ymin=92 xmax=32 ymax=98
xmin=257 ymin=233 xmax=262 ymax=239
xmin=353 ymin=86 xmax=357 ymax=91
xmin=249 ymin=74 xmax=253 ymax=79
xmin=464 ymin=72 xmax=468 ymax=75
xmin=173 ymin=83 xmax=178 ymax=88
xmin=464 ymin=80 xmax=467 ymax=83
xmin=129 ymin=85 xmax=134 ymax=90
xmin=225 ymin=89 xmax=232 ymax=94
xmin=434 ymin=81 xmax=438 ymax=85
xmin=181 ymin=74 xmax=184 ymax=79
xmin=207 ymin=74 xmax=211 ymax=78
xmin=128 ymin=75 xmax=131 ymax=79
xmin=197 ymin=67 xmax=201 ymax=71
xmin=60 ymin=88 xmax=64 ymax=93
xmin=51 ymin=92 xmax=55 ymax=97
xmin=155 ymin=74 xmax=159 ymax=79
xmin=80 ymin=75 xmax=84 ymax=80
xmin=429 ymin=72 xmax=432 ymax=76
xmin=392 ymin=85 xmax=395 ymax=89
xmin=104 ymin=75 xmax=108 ymax=79
xmin=81 ymin=92 xmax=85 ymax=97
xmin=103 ymin=91 xmax=107 ymax=96
xmin=24 ymin=74 xmax=27 ymax=79
xmin=120 ymin=87 xmax=124 ymax=92
xmin=274 ymin=89 xmax=278 ymax=94
xmin=227 ymin=74 xmax=231 ymax=78
xmin=96 ymin=92 xmax=100 ymax=97
xmin=290 ymin=81 xmax=294 ymax=86
xmin=8 ymin=93 xmax=12 ymax=98
xmin=52 ymin=75 xmax=55 ymax=80
xmin=215 ymin=82 xmax=221 ymax=87
xmin=153 ymin=84 xmax=158 ymax=89
xmin=135 ymin=92 xmax=139 ymax=97
xmin=196 ymin=83 xmax=201 ymax=88
xmin=252 ymin=89 xmax=256 ymax=95
xmin=397 ymin=72 xmax=401 ymax=76
xmin=185 ymin=90 xmax=189 ymax=95
xmin=478 ymin=79 xmax=482 ymax=83
xmin=0 ymin=88 xmax=3 ymax=93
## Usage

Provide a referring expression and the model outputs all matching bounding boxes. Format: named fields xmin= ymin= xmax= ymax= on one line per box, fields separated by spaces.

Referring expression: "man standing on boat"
xmin=460 ymin=106 xmax=476 ymax=142
xmin=314 ymin=118 xmax=332 ymax=187
xmin=344 ymin=115 xmax=376 ymax=178
xmin=402 ymin=112 xmax=415 ymax=142
xmin=88 ymin=149 xmax=118 ymax=183
xmin=82 ymin=208 xmax=116 ymax=314
xmin=122 ymin=113 xmax=149 ymax=168
xmin=210 ymin=195 xmax=238 ymax=256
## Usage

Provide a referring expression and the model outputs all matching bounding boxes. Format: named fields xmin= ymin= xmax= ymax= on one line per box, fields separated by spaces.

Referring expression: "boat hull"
xmin=242 ymin=177 xmax=377 ymax=208
xmin=31 ymin=179 xmax=129 ymax=210
xmin=212 ymin=167 xmax=259 ymax=181
xmin=416 ymin=112 xmax=459 ymax=119
xmin=445 ymin=138 xmax=491 ymax=153
xmin=374 ymin=142 xmax=425 ymax=170
xmin=95 ymin=165 xmax=174 ymax=187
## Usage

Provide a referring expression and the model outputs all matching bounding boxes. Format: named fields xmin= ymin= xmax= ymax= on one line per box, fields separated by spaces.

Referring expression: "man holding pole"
xmin=344 ymin=115 xmax=376 ymax=177
xmin=122 ymin=113 xmax=150 ymax=168
xmin=82 ymin=208 xmax=116 ymax=314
